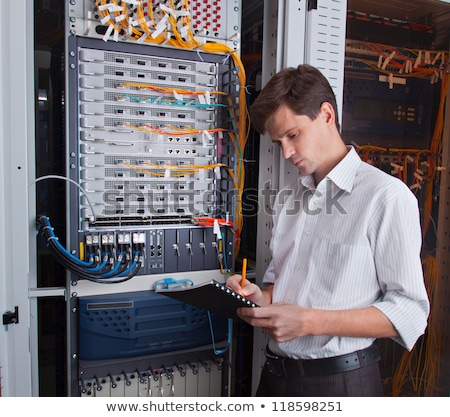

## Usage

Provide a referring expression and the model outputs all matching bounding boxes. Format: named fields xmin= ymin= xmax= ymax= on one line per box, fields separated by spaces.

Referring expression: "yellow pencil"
xmin=241 ymin=258 xmax=247 ymax=296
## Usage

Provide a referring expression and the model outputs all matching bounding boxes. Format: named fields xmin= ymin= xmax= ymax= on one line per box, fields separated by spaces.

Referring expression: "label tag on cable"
xmin=160 ymin=4 xmax=177 ymax=18
xmin=179 ymin=24 xmax=189 ymax=39
xmin=213 ymin=219 xmax=222 ymax=239
xmin=173 ymin=90 xmax=183 ymax=101
xmin=137 ymin=32 xmax=149 ymax=44
xmin=152 ymin=14 xmax=169 ymax=39
xmin=203 ymin=130 xmax=213 ymax=146
xmin=113 ymin=28 xmax=119 ymax=42
xmin=100 ymin=15 xmax=112 ymax=24
xmin=103 ymin=24 xmax=114 ymax=42
xmin=123 ymin=0 xmax=141 ymax=5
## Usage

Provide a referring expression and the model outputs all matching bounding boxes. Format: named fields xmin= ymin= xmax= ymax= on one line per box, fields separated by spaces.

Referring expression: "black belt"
xmin=265 ymin=343 xmax=380 ymax=377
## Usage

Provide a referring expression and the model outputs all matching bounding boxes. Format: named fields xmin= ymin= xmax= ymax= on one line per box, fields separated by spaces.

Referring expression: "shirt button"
xmin=297 ymin=263 xmax=302 ymax=270
xmin=309 ymin=197 xmax=320 ymax=210
xmin=304 ymin=231 xmax=311 ymax=237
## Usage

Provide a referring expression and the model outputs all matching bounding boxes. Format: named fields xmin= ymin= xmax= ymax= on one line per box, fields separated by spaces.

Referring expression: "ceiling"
xmin=241 ymin=0 xmax=450 ymax=49
xmin=347 ymin=0 xmax=450 ymax=48
xmin=347 ymin=0 xmax=449 ymax=20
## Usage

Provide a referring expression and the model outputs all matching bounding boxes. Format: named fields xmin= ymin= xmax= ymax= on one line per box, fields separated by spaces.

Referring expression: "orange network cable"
xmin=396 ymin=151 xmax=404 ymax=182
xmin=97 ymin=0 xmax=146 ymax=39
xmin=96 ymin=0 xmax=122 ymax=35
xmin=430 ymin=72 xmax=450 ymax=155
xmin=192 ymin=217 xmax=234 ymax=228
xmin=348 ymin=40 xmax=448 ymax=80
xmin=121 ymin=122 xmax=228 ymax=136
xmin=165 ymin=0 xmax=198 ymax=49
xmin=423 ymin=72 xmax=450 ymax=235
xmin=120 ymin=161 xmax=230 ymax=178
xmin=110 ymin=0 xmax=132 ymax=32
xmin=355 ymin=144 xmax=441 ymax=240
xmin=120 ymin=81 xmax=228 ymax=98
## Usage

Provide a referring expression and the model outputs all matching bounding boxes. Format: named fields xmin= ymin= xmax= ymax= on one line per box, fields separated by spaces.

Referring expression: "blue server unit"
xmin=78 ymin=290 xmax=228 ymax=360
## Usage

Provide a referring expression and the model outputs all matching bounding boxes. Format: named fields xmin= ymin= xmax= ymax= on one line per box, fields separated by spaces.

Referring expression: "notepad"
xmin=155 ymin=279 xmax=259 ymax=320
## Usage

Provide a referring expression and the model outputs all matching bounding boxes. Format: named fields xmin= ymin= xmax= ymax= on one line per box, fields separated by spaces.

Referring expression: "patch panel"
xmin=68 ymin=0 xmax=241 ymax=51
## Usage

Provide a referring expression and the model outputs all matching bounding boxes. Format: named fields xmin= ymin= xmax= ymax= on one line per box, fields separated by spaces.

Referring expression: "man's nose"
xmin=281 ymin=143 xmax=295 ymax=160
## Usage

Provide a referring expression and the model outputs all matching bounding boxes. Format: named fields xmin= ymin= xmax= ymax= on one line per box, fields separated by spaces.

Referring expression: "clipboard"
xmin=155 ymin=279 xmax=259 ymax=320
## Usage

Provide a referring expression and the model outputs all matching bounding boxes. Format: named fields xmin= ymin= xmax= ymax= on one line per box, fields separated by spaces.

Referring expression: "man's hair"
xmin=250 ymin=64 xmax=340 ymax=134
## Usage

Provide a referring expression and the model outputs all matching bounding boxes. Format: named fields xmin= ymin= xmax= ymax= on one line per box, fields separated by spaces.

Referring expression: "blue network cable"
xmin=37 ymin=215 xmax=142 ymax=284
xmin=207 ymin=311 xmax=233 ymax=355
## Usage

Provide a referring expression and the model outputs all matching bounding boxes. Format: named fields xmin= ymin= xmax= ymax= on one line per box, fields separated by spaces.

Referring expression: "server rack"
xmin=35 ymin=0 xmax=247 ymax=397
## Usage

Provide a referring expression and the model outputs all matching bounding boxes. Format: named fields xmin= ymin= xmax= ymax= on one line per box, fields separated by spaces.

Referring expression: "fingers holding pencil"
xmin=226 ymin=273 xmax=252 ymax=295
xmin=226 ymin=259 xmax=259 ymax=300
xmin=241 ymin=258 xmax=247 ymax=295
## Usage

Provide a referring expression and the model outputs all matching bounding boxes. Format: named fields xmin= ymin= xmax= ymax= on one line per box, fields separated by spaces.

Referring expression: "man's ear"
xmin=319 ymin=102 xmax=336 ymax=127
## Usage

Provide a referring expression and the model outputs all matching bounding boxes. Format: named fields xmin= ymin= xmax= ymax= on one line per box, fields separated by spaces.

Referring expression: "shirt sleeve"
xmin=369 ymin=180 xmax=430 ymax=351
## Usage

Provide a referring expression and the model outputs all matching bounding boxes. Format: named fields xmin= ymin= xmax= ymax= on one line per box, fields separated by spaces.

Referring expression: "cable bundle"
xmin=355 ymin=71 xmax=449 ymax=241
xmin=346 ymin=40 xmax=449 ymax=82
xmin=37 ymin=215 xmax=142 ymax=284
xmin=392 ymin=254 xmax=440 ymax=396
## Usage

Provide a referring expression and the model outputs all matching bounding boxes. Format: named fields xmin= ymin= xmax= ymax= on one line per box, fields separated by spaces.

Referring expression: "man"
xmin=226 ymin=64 xmax=430 ymax=396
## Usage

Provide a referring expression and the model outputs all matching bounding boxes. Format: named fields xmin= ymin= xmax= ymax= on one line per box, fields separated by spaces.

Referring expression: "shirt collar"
xmin=300 ymin=146 xmax=361 ymax=193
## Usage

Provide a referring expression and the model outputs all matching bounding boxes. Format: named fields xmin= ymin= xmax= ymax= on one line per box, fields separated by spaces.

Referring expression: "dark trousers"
xmin=256 ymin=362 xmax=384 ymax=397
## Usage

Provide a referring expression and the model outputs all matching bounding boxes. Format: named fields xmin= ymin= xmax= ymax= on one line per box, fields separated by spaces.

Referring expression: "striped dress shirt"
xmin=264 ymin=146 xmax=430 ymax=359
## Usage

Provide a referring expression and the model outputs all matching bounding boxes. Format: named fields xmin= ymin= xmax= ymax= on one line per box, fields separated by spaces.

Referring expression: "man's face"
xmin=265 ymin=103 xmax=332 ymax=182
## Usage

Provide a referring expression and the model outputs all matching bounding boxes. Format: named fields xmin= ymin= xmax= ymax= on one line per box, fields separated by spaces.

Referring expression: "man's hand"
xmin=237 ymin=303 xmax=313 ymax=342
